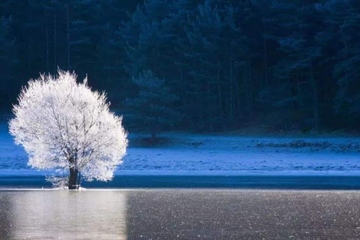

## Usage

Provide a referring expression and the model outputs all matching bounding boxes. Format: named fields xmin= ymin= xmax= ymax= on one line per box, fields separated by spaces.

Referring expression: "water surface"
xmin=2 ymin=175 xmax=360 ymax=189
xmin=1 ymin=190 xmax=360 ymax=239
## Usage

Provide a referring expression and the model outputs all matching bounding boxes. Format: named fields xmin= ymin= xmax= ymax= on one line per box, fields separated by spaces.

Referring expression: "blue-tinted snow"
xmin=1 ymin=123 xmax=360 ymax=176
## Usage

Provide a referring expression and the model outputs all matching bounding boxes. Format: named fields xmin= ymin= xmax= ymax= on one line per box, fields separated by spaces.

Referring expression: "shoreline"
xmin=1 ymin=175 xmax=360 ymax=190
xmin=1 ymin=128 xmax=360 ymax=188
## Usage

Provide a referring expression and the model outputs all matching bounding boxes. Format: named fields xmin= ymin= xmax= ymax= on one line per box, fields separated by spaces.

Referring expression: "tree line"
xmin=1 ymin=0 xmax=360 ymax=133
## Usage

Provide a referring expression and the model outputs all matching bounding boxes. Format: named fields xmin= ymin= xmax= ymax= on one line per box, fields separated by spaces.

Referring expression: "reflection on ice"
xmin=0 ymin=193 xmax=12 ymax=238
xmin=2 ymin=189 xmax=360 ymax=239
xmin=3 ymin=190 xmax=127 ymax=239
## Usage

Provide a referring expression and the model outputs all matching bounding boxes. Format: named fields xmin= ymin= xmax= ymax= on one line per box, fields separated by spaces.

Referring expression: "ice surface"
xmin=2 ymin=190 xmax=360 ymax=239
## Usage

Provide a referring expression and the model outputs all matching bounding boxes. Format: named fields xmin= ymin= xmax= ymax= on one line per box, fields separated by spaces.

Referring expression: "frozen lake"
xmin=1 ymin=175 xmax=360 ymax=189
xmin=1 ymin=189 xmax=360 ymax=239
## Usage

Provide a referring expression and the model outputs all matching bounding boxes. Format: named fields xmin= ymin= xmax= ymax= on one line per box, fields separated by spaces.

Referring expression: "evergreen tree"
xmin=125 ymin=70 xmax=180 ymax=141
xmin=0 ymin=16 xmax=18 ymax=110
xmin=2 ymin=0 xmax=360 ymax=131
xmin=182 ymin=0 xmax=246 ymax=131
xmin=119 ymin=0 xmax=177 ymax=78
xmin=329 ymin=0 xmax=360 ymax=126
xmin=266 ymin=1 xmax=324 ymax=131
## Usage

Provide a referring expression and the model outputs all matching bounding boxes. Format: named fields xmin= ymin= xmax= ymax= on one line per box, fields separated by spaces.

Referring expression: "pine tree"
xmin=267 ymin=1 xmax=324 ymax=131
xmin=329 ymin=0 xmax=360 ymax=124
xmin=125 ymin=70 xmax=180 ymax=141
xmin=0 ymin=16 xmax=18 ymax=110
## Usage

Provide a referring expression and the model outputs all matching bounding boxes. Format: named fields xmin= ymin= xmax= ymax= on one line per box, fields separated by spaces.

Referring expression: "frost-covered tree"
xmin=9 ymin=70 xmax=128 ymax=189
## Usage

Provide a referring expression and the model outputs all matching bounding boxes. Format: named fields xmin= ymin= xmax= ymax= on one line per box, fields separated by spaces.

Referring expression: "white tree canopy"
xmin=9 ymin=70 xmax=128 ymax=182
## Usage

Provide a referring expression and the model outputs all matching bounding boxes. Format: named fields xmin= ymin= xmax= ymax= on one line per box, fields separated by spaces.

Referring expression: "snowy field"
xmin=1 ymin=122 xmax=360 ymax=177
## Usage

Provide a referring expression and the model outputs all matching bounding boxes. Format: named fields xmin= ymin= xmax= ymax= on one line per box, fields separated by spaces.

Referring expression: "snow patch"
xmin=1 ymin=126 xmax=360 ymax=177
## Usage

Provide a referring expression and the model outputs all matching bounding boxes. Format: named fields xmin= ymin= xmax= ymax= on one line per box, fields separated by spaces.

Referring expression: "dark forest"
xmin=1 ymin=0 xmax=360 ymax=134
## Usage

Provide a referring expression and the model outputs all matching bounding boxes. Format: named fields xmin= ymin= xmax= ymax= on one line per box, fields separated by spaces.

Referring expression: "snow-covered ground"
xmin=1 ymin=122 xmax=360 ymax=176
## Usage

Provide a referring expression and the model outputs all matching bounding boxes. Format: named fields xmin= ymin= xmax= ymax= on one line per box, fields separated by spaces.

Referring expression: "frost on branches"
xmin=9 ymin=70 xmax=128 ymax=189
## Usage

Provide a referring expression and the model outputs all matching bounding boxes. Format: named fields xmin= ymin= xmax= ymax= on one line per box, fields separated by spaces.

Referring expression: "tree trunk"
xmin=229 ymin=56 xmax=233 ymax=122
xmin=68 ymin=166 xmax=79 ymax=189
xmin=54 ymin=13 xmax=57 ymax=72
xmin=45 ymin=9 xmax=49 ymax=72
xmin=263 ymin=32 xmax=269 ymax=87
xmin=151 ymin=130 xmax=156 ymax=145
xmin=243 ymin=60 xmax=253 ymax=117
xmin=66 ymin=4 xmax=71 ymax=69
xmin=310 ymin=66 xmax=319 ymax=131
